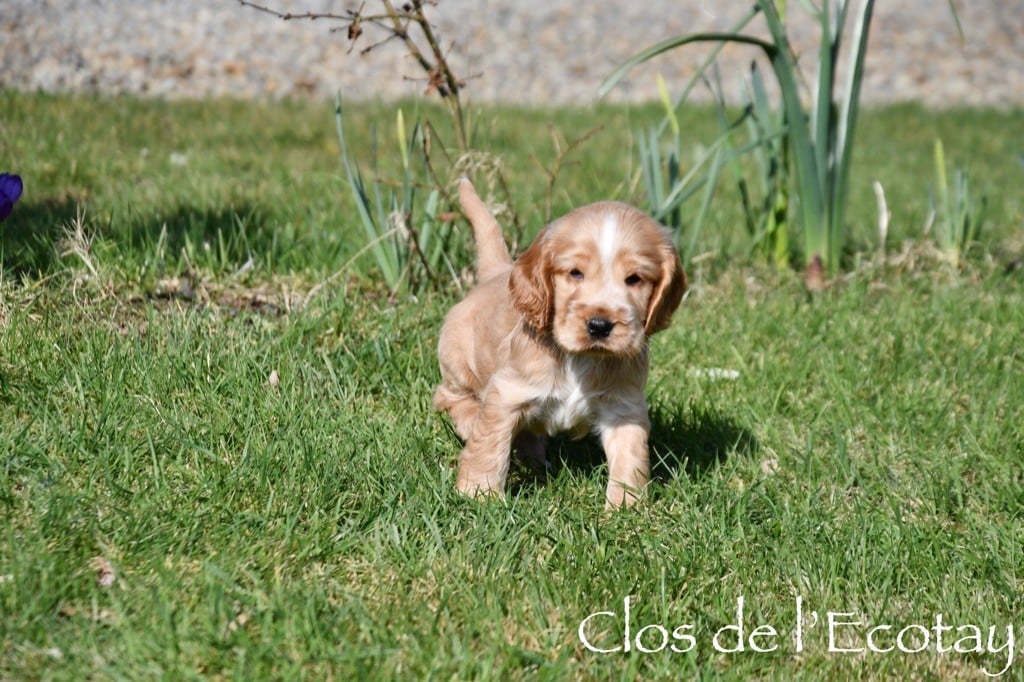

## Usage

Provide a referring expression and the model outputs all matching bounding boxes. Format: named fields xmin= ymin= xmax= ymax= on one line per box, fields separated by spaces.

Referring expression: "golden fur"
xmin=434 ymin=179 xmax=686 ymax=507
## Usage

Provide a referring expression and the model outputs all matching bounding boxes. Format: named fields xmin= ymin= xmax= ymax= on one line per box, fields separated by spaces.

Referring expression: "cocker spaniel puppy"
xmin=434 ymin=179 xmax=686 ymax=508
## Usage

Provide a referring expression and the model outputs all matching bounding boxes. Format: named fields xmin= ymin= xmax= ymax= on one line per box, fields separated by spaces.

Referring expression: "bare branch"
xmin=237 ymin=1 xmax=352 ymax=22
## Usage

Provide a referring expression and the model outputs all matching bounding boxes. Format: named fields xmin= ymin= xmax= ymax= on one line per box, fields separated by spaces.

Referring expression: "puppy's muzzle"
xmin=586 ymin=316 xmax=615 ymax=340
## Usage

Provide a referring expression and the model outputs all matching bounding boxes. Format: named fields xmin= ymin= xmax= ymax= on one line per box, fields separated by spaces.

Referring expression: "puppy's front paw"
xmin=455 ymin=474 xmax=505 ymax=501
xmin=605 ymin=481 xmax=646 ymax=509
xmin=455 ymin=441 xmax=511 ymax=501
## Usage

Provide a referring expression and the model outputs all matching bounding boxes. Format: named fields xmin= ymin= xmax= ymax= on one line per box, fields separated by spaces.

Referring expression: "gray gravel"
xmin=2 ymin=1 xmax=1022 ymax=107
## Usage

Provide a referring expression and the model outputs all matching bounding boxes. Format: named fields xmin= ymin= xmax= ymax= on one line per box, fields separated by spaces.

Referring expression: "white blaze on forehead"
xmin=595 ymin=211 xmax=632 ymax=316
xmin=598 ymin=212 xmax=621 ymax=273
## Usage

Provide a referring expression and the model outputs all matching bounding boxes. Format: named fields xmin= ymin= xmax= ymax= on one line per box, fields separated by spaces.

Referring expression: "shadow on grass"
xmin=2 ymin=199 xmax=288 ymax=278
xmin=0 ymin=197 xmax=80 ymax=276
xmin=119 ymin=203 xmax=280 ymax=269
xmin=648 ymin=404 xmax=758 ymax=481
xmin=508 ymin=404 xmax=758 ymax=497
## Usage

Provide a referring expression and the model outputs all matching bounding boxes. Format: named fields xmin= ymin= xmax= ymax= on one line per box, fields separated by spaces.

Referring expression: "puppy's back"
xmin=437 ymin=272 xmax=517 ymax=394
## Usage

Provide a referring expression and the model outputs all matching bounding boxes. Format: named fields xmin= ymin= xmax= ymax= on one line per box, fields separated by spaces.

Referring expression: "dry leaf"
xmin=90 ymin=556 xmax=116 ymax=589
xmin=805 ymin=254 xmax=826 ymax=292
xmin=227 ymin=610 xmax=251 ymax=633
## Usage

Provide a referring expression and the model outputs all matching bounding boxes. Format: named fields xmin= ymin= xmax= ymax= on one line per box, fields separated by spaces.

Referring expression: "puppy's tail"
xmin=459 ymin=177 xmax=512 ymax=281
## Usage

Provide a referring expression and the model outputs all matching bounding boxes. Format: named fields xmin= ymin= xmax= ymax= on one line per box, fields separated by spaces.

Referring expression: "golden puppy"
xmin=434 ymin=179 xmax=686 ymax=507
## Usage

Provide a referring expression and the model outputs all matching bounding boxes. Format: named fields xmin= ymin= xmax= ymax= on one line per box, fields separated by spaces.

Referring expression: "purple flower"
xmin=0 ymin=173 xmax=23 ymax=221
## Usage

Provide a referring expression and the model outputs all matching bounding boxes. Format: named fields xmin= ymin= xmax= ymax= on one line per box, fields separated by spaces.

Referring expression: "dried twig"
xmin=531 ymin=124 xmax=605 ymax=222
xmin=238 ymin=0 xmax=467 ymax=149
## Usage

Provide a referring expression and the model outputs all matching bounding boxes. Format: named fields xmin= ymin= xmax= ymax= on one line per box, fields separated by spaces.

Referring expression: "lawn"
xmin=1 ymin=89 xmax=1023 ymax=679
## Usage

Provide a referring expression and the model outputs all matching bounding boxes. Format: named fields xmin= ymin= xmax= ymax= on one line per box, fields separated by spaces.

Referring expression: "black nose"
xmin=586 ymin=316 xmax=615 ymax=339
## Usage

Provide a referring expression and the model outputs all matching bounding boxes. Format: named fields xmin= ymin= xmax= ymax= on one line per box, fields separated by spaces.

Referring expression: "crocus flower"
xmin=0 ymin=173 xmax=23 ymax=221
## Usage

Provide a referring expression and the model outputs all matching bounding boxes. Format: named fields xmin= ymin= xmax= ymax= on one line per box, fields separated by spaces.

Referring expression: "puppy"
xmin=434 ymin=179 xmax=686 ymax=507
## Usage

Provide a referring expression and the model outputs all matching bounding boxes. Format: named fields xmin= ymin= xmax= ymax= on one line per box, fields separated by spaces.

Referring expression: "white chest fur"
xmin=532 ymin=357 xmax=605 ymax=438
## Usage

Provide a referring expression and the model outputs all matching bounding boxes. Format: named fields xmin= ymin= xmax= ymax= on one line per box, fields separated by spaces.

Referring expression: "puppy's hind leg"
xmin=456 ymin=392 xmax=520 ymax=499
xmin=433 ymin=385 xmax=479 ymax=442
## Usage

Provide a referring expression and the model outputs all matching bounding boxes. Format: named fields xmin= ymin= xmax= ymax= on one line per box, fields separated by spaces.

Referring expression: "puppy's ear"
xmin=509 ymin=231 xmax=554 ymax=334
xmin=645 ymin=233 xmax=687 ymax=334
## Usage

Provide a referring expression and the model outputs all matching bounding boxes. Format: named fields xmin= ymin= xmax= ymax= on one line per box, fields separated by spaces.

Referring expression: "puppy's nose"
xmin=586 ymin=316 xmax=615 ymax=339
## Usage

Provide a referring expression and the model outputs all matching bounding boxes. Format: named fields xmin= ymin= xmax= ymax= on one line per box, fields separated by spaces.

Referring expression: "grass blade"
xmin=831 ymin=0 xmax=875 ymax=268
xmin=598 ymin=30 xmax=773 ymax=100
xmin=757 ymin=0 xmax=824 ymax=268
xmin=685 ymin=144 xmax=725 ymax=264
xmin=335 ymin=94 xmax=400 ymax=286
xmin=812 ymin=0 xmax=835 ymax=199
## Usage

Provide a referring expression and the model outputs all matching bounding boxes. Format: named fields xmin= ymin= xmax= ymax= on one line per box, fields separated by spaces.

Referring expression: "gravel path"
xmin=2 ymin=1 xmax=1022 ymax=107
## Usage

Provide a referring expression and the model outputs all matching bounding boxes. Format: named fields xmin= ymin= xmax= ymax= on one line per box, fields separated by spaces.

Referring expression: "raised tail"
xmin=459 ymin=178 xmax=512 ymax=281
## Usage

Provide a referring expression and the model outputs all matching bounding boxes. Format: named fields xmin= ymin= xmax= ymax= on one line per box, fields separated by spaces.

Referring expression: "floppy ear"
xmin=645 ymin=235 xmax=687 ymax=335
xmin=509 ymin=231 xmax=554 ymax=334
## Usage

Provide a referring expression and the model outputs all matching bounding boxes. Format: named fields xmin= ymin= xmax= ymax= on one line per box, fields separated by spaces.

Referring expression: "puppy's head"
xmin=509 ymin=202 xmax=686 ymax=356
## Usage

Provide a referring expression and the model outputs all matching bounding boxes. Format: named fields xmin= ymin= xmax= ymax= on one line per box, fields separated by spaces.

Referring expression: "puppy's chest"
xmin=530 ymin=361 xmax=608 ymax=437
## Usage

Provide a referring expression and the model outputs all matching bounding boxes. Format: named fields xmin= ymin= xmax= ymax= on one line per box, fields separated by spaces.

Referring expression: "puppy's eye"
xmin=569 ymin=269 xmax=584 ymax=281
xmin=625 ymin=274 xmax=643 ymax=286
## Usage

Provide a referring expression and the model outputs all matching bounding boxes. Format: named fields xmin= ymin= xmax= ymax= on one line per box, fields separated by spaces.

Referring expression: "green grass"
xmin=2 ymin=89 xmax=1023 ymax=679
